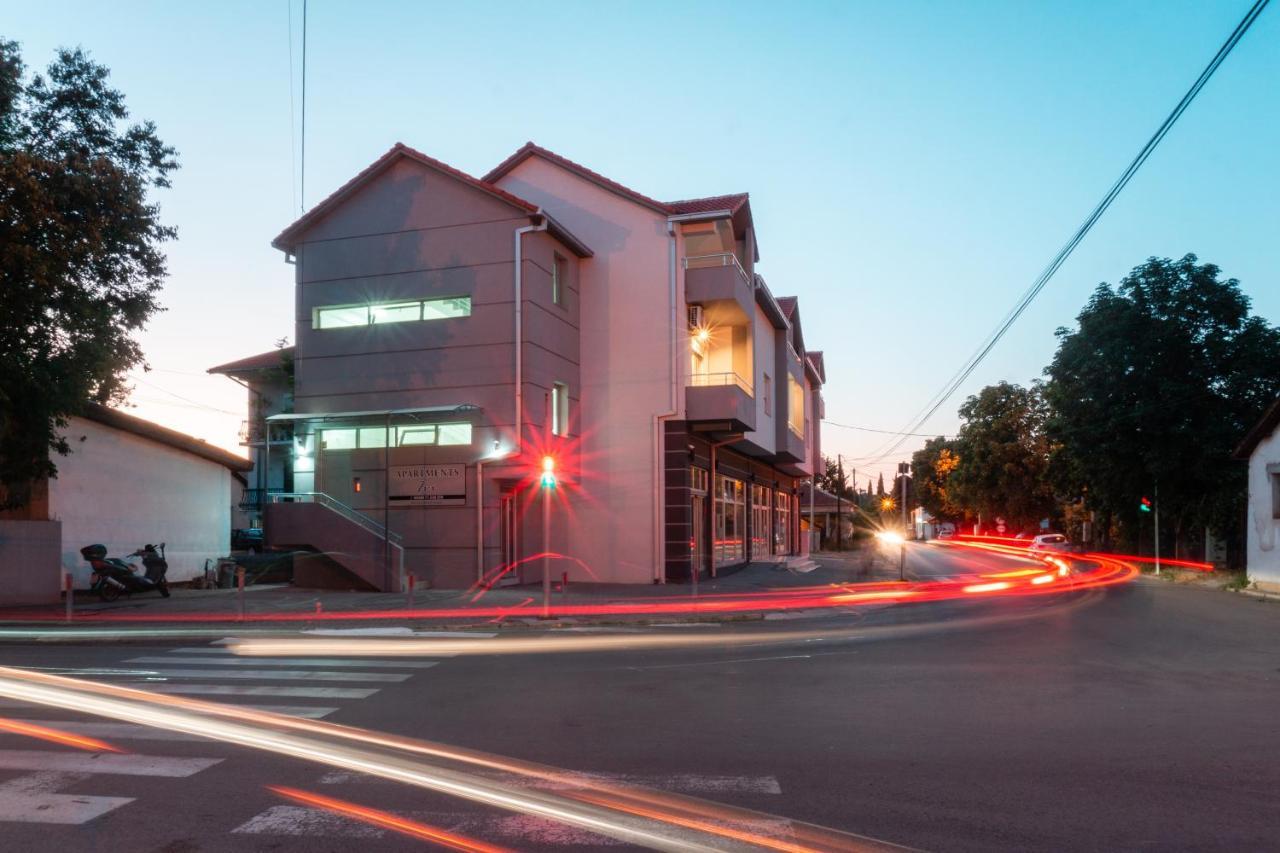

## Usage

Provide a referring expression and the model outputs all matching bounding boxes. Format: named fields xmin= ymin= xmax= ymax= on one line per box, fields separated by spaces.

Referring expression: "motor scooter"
xmin=80 ymin=544 xmax=171 ymax=602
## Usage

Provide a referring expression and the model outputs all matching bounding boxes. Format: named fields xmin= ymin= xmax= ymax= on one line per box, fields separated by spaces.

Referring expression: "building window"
xmin=552 ymin=382 xmax=569 ymax=436
xmin=763 ymin=373 xmax=772 ymax=416
xmin=320 ymin=423 xmax=472 ymax=450
xmin=313 ymin=296 xmax=471 ymax=329
xmin=715 ymin=475 xmax=745 ymax=566
xmin=1272 ymin=471 xmax=1280 ymax=520
xmin=775 ymin=491 xmax=792 ymax=554
xmin=552 ymin=254 xmax=565 ymax=306
xmin=751 ymin=484 xmax=771 ymax=557
xmin=788 ymin=375 xmax=805 ymax=437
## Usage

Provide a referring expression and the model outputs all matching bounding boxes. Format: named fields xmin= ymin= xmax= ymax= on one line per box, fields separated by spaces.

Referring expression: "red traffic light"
xmin=1139 ymin=496 xmax=1153 ymax=512
xmin=540 ymin=455 xmax=557 ymax=488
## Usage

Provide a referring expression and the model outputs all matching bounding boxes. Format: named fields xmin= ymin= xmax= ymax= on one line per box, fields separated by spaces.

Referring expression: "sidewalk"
xmin=0 ymin=552 xmax=886 ymax=632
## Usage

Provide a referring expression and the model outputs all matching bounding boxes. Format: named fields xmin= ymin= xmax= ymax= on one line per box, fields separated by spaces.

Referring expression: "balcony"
xmin=775 ymin=422 xmax=807 ymax=464
xmin=687 ymin=371 xmax=756 ymax=433
xmin=684 ymin=253 xmax=754 ymax=322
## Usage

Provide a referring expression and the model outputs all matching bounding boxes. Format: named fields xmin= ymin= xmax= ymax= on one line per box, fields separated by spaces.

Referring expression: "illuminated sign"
xmin=389 ymin=464 xmax=466 ymax=506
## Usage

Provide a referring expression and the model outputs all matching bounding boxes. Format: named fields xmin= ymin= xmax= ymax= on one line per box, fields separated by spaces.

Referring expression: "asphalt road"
xmin=0 ymin=547 xmax=1277 ymax=852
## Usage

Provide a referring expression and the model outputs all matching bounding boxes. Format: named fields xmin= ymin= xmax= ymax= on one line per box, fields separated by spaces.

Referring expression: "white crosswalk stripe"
xmin=0 ymin=771 xmax=134 ymax=825
xmin=127 ymin=655 xmax=441 ymax=669
xmin=144 ymin=684 xmax=381 ymax=699
xmin=103 ymin=667 xmax=411 ymax=682
xmin=318 ymin=769 xmax=784 ymax=795
xmin=0 ymin=749 xmax=221 ymax=776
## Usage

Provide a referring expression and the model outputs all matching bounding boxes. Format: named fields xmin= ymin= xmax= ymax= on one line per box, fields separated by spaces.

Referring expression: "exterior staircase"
xmin=263 ymin=493 xmax=405 ymax=592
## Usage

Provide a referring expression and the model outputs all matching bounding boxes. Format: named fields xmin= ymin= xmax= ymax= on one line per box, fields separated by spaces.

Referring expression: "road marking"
xmin=0 ymin=720 xmax=203 ymax=742
xmin=105 ymin=667 xmax=410 ymax=683
xmin=233 ymin=805 xmax=384 ymax=838
xmin=0 ymin=771 xmax=133 ymax=825
xmin=131 ymin=655 xmax=441 ymax=669
xmin=144 ymin=684 xmax=380 ymax=699
xmin=0 ymin=698 xmax=338 ymax=719
xmin=0 ymin=749 xmax=221 ymax=776
xmin=628 ymin=654 xmax=813 ymax=670
xmin=318 ymin=770 xmax=784 ymax=795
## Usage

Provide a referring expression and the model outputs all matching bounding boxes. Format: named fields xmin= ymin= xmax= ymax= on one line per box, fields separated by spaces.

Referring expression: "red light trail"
xmin=0 ymin=717 xmax=124 ymax=753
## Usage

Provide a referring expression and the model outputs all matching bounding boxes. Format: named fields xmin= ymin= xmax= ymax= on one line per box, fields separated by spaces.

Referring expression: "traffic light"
xmin=1139 ymin=496 xmax=1152 ymax=513
xmin=540 ymin=455 xmax=557 ymax=489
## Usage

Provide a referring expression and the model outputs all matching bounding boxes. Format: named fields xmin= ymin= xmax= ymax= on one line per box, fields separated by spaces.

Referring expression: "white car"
xmin=1027 ymin=533 xmax=1071 ymax=553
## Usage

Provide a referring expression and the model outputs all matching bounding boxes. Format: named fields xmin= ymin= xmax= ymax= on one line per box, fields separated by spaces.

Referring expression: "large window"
xmin=751 ymin=484 xmax=771 ymax=558
xmin=715 ymin=475 xmax=746 ymax=566
xmin=552 ymin=382 xmax=569 ymax=436
xmin=788 ymin=375 xmax=805 ymax=437
xmin=320 ymin=422 xmax=473 ymax=450
xmin=314 ymin=296 xmax=471 ymax=330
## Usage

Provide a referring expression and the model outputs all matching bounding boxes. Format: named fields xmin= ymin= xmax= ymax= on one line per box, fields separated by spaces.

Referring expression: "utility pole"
xmin=542 ymin=392 xmax=552 ymax=618
xmin=898 ymin=461 xmax=909 ymax=580
xmin=835 ymin=454 xmax=844 ymax=551
xmin=1154 ymin=480 xmax=1161 ymax=576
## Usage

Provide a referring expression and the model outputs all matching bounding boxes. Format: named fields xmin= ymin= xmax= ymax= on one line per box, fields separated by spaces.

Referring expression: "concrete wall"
xmin=496 ymin=157 xmax=676 ymax=584
xmin=0 ymin=520 xmax=62 ymax=605
xmin=289 ymin=156 xmax=582 ymax=588
xmin=745 ymin=302 xmax=778 ymax=454
xmin=1246 ymin=428 xmax=1280 ymax=591
xmin=49 ymin=418 xmax=232 ymax=586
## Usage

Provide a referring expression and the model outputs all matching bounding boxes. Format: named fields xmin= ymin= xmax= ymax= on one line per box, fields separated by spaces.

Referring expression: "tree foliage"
xmin=0 ymin=40 xmax=177 ymax=507
xmin=1043 ymin=255 xmax=1280 ymax=542
xmin=949 ymin=381 xmax=1055 ymax=531
xmin=912 ymin=436 xmax=962 ymax=519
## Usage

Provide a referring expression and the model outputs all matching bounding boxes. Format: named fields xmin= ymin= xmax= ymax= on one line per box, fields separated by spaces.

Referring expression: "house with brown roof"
xmin=1234 ymin=396 xmax=1280 ymax=591
xmin=211 ymin=141 xmax=828 ymax=590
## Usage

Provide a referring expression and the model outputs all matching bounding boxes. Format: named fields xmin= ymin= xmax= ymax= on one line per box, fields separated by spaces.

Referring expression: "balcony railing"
xmin=239 ymin=488 xmax=284 ymax=510
xmin=684 ymin=252 xmax=750 ymax=281
xmin=690 ymin=371 xmax=753 ymax=396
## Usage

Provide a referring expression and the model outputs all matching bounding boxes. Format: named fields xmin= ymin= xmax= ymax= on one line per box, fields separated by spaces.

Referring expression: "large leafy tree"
xmin=912 ymin=436 xmax=962 ymax=520
xmin=0 ymin=40 xmax=177 ymax=508
xmin=1043 ymin=255 xmax=1280 ymax=550
xmin=949 ymin=381 xmax=1055 ymax=531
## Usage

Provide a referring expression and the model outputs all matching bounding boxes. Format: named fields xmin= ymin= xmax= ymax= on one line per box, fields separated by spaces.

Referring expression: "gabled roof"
xmin=667 ymin=193 xmax=750 ymax=216
xmin=776 ymin=296 xmax=797 ymax=319
xmin=776 ymin=296 xmax=806 ymax=355
xmin=208 ymin=347 xmax=293 ymax=376
xmin=1234 ymin=396 xmax=1280 ymax=460
xmin=272 ymin=143 xmax=541 ymax=252
xmin=80 ymin=404 xmax=252 ymax=472
xmin=806 ymin=351 xmax=827 ymax=385
xmin=483 ymin=142 xmax=671 ymax=213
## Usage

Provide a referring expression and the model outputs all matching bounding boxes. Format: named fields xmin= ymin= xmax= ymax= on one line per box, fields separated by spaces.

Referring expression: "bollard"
xmin=64 ymin=572 xmax=73 ymax=623
xmin=315 ymin=601 xmax=322 ymax=617
xmin=236 ymin=566 xmax=245 ymax=622
xmin=561 ymin=571 xmax=568 ymax=601
xmin=406 ymin=575 xmax=415 ymax=609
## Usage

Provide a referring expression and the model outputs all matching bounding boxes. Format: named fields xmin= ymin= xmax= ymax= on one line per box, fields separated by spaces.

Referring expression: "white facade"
xmin=51 ymin=416 xmax=241 ymax=586
xmin=1244 ymin=424 xmax=1280 ymax=592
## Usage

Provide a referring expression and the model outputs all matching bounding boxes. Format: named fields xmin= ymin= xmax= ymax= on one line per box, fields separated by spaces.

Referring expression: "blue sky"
xmin=6 ymin=1 xmax=1277 ymax=478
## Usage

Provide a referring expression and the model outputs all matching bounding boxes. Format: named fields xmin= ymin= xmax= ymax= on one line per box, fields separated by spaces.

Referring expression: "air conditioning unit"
xmin=687 ymin=304 xmax=705 ymax=329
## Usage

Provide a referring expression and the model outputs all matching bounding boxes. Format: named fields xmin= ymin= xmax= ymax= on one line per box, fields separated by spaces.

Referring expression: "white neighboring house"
xmin=1234 ymin=397 xmax=1280 ymax=592
xmin=51 ymin=404 xmax=252 ymax=587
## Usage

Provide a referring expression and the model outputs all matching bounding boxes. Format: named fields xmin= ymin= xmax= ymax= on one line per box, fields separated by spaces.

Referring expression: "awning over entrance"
xmin=267 ymin=404 xmax=480 ymax=423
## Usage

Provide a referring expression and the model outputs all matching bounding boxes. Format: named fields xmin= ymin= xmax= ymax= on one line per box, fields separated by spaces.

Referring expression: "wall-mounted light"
xmin=294 ymin=435 xmax=311 ymax=458
xmin=353 ymin=476 xmax=362 ymax=494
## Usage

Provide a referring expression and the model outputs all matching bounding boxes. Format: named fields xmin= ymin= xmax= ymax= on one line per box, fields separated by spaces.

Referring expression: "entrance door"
xmin=691 ymin=493 xmax=707 ymax=580
xmin=498 ymin=491 xmax=519 ymax=586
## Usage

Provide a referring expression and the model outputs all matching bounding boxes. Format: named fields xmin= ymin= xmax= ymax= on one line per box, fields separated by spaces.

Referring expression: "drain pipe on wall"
xmin=651 ymin=218 xmax=683 ymax=584
xmin=475 ymin=216 xmax=549 ymax=584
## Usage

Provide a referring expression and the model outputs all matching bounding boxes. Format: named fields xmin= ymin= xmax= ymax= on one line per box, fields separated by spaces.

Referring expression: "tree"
xmin=0 ymin=41 xmax=177 ymax=508
xmin=1043 ymin=255 xmax=1280 ymax=553
xmin=912 ymin=436 xmax=962 ymax=519
xmin=949 ymin=381 xmax=1055 ymax=531
xmin=814 ymin=454 xmax=853 ymax=500
xmin=876 ymin=473 xmax=885 ymax=497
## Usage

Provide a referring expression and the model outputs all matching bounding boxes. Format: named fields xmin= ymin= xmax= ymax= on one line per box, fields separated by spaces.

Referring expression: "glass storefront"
xmin=751 ymin=484 xmax=771 ymax=559
xmin=690 ymin=467 xmax=709 ymax=576
xmin=715 ymin=474 xmax=746 ymax=566
xmin=775 ymin=491 xmax=792 ymax=555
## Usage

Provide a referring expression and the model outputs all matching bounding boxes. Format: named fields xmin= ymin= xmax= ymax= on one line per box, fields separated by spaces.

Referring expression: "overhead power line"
xmin=823 ymin=420 xmax=953 ymax=439
xmin=865 ymin=0 xmax=1271 ymax=466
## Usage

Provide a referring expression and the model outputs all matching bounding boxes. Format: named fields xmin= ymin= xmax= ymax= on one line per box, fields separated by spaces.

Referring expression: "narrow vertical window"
xmin=552 ymin=254 xmax=565 ymax=306
xmin=763 ymin=373 xmax=772 ymax=416
xmin=552 ymin=382 xmax=569 ymax=436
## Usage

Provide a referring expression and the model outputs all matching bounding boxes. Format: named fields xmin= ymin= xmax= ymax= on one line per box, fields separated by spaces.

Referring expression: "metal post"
xmin=542 ymin=392 xmax=552 ymax=619
xmin=64 ymin=572 xmax=73 ymax=623
xmin=836 ymin=454 xmax=843 ymax=551
xmin=708 ymin=441 xmax=717 ymax=580
xmin=406 ymin=574 xmax=415 ymax=609
xmin=236 ymin=566 xmax=246 ymax=621
xmin=900 ymin=462 xmax=908 ymax=536
xmin=899 ymin=542 xmax=906 ymax=582
xmin=1154 ymin=481 xmax=1161 ymax=576
xmin=384 ymin=412 xmax=391 ymax=592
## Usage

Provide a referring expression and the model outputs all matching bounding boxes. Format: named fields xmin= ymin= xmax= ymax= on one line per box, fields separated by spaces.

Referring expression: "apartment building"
xmin=215 ymin=142 xmax=825 ymax=589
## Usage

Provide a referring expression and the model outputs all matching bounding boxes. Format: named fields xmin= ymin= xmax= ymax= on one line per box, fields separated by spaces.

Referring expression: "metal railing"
xmin=268 ymin=492 xmax=404 ymax=545
xmin=683 ymin=252 xmax=751 ymax=283
xmin=239 ymin=488 xmax=284 ymax=510
xmin=689 ymin=371 xmax=753 ymax=396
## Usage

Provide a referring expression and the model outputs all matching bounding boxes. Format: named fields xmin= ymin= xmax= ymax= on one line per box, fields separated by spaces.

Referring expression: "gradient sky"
xmin=6 ymin=1 xmax=1277 ymax=482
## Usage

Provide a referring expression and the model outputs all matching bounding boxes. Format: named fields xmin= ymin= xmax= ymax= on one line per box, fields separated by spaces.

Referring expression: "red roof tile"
xmin=208 ymin=347 xmax=293 ymax=376
xmin=666 ymin=193 xmax=749 ymax=215
xmin=776 ymin=296 xmax=798 ymax=318
xmin=483 ymin=142 xmax=672 ymax=213
xmin=272 ymin=143 xmax=539 ymax=250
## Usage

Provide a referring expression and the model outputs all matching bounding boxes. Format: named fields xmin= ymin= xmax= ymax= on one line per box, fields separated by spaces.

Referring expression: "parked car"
xmin=1028 ymin=533 xmax=1071 ymax=553
xmin=936 ymin=523 xmax=957 ymax=540
xmin=231 ymin=527 xmax=265 ymax=553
